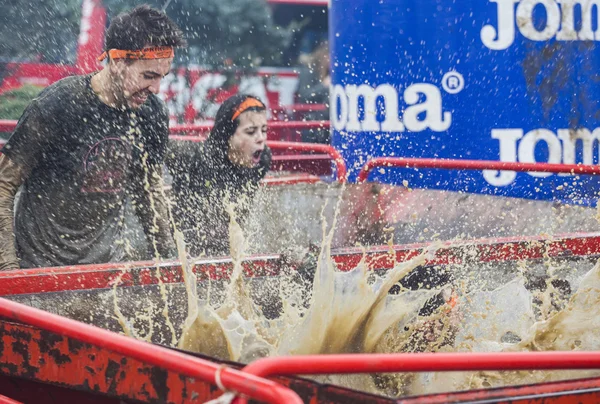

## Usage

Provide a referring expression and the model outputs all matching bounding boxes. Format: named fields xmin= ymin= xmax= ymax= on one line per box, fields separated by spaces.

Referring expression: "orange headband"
xmin=231 ymin=98 xmax=265 ymax=121
xmin=97 ymin=46 xmax=174 ymax=62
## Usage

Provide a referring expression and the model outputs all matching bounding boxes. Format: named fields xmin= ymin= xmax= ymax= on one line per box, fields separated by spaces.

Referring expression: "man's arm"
xmin=0 ymin=155 xmax=27 ymax=270
xmin=130 ymin=164 xmax=176 ymax=259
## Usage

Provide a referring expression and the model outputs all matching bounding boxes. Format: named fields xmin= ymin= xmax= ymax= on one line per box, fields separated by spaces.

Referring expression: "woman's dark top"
xmin=167 ymin=139 xmax=271 ymax=257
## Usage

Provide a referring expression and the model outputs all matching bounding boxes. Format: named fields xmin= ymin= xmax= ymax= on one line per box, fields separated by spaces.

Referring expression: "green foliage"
xmin=104 ymin=0 xmax=292 ymax=68
xmin=0 ymin=84 xmax=44 ymax=120
xmin=0 ymin=0 xmax=82 ymax=63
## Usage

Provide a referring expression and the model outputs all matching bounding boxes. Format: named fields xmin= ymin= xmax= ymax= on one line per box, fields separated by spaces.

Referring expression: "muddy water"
xmin=409 ymin=260 xmax=600 ymax=396
xmin=107 ymin=181 xmax=600 ymax=398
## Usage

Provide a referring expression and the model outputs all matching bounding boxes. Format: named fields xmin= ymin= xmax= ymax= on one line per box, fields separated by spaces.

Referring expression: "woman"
xmin=168 ymin=94 xmax=271 ymax=257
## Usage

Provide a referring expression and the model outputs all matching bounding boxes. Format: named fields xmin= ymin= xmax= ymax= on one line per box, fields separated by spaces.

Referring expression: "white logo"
xmin=483 ymin=128 xmax=600 ymax=186
xmin=331 ymin=82 xmax=453 ymax=133
xmin=481 ymin=0 xmax=600 ymax=50
xmin=442 ymin=72 xmax=465 ymax=94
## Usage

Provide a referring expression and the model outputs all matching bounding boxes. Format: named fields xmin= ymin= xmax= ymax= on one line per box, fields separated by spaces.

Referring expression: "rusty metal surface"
xmin=0 ymin=320 xmax=225 ymax=403
xmin=0 ymin=319 xmax=399 ymax=403
xmin=2 ymin=317 xmax=600 ymax=403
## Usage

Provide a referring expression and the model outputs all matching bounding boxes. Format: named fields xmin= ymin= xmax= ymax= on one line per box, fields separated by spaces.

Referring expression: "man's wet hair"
xmin=105 ymin=4 xmax=186 ymax=52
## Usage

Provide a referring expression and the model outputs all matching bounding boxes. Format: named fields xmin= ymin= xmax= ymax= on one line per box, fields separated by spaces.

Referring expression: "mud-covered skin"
xmin=0 ymin=155 xmax=25 ymax=270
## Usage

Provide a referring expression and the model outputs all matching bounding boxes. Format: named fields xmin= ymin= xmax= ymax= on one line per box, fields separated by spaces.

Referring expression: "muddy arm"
xmin=0 ymin=155 xmax=26 ymax=270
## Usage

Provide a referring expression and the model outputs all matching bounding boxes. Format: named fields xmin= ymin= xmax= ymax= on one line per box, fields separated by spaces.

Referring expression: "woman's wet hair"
xmin=207 ymin=94 xmax=266 ymax=152
xmin=105 ymin=5 xmax=186 ymax=52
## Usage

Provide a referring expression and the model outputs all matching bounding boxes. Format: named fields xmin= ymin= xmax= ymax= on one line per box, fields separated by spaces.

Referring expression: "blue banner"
xmin=330 ymin=0 xmax=600 ymax=204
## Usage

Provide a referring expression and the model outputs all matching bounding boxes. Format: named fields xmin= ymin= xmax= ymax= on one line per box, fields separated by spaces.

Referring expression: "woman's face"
xmin=228 ymin=110 xmax=268 ymax=168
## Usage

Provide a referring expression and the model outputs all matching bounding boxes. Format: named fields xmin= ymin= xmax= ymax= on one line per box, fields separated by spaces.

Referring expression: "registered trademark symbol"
xmin=442 ymin=71 xmax=464 ymax=94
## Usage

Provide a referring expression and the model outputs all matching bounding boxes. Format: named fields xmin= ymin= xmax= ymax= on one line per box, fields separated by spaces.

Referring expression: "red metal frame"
xmin=0 ymin=297 xmax=302 ymax=404
xmin=397 ymin=377 xmax=600 ymax=404
xmin=261 ymin=173 xmax=322 ymax=185
xmin=242 ymin=352 xmax=600 ymax=379
xmin=169 ymin=135 xmax=346 ymax=182
xmin=0 ymin=232 xmax=597 ymax=297
xmin=0 ymin=394 xmax=22 ymax=404
xmin=267 ymin=140 xmax=346 ymax=182
xmin=237 ymin=353 xmax=600 ymax=404
xmin=0 ymin=119 xmax=342 ymax=181
xmin=0 ymin=120 xmax=15 ymax=133
xmin=358 ymin=157 xmax=600 ymax=183
xmin=169 ymin=120 xmax=330 ymax=136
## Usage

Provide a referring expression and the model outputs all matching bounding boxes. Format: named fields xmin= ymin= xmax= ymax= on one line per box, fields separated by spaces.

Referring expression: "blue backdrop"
xmin=330 ymin=0 xmax=600 ymax=205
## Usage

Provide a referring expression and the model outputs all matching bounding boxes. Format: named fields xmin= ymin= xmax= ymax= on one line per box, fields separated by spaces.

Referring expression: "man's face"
xmin=111 ymin=57 xmax=173 ymax=109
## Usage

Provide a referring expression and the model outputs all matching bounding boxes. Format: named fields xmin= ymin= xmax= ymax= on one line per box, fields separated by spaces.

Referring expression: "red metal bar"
xmin=169 ymin=135 xmax=347 ymax=182
xmin=267 ymin=140 xmax=346 ymax=182
xmin=397 ymin=377 xmax=600 ymax=404
xmin=0 ymin=120 xmax=15 ymax=133
xmin=0 ymin=119 xmax=343 ymax=180
xmin=238 ymin=352 xmax=600 ymax=404
xmin=358 ymin=157 xmax=600 ymax=183
xmin=0 ymin=394 xmax=22 ymax=404
xmin=261 ymin=173 xmax=322 ymax=185
xmin=0 ymin=298 xmax=302 ymax=404
xmin=169 ymin=120 xmax=330 ymax=135
xmin=0 ymin=120 xmax=330 ymax=135
xmin=272 ymin=103 xmax=328 ymax=113
xmin=242 ymin=351 xmax=600 ymax=378
xmin=0 ymin=232 xmax=598 ymax=297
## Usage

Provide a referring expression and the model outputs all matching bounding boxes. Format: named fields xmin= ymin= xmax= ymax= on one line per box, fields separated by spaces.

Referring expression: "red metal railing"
xmin=0 ymin=119 xmax=344 ymax=182
xmin=268 ymin=140 xmax=346 ymax=182
xmin=242 ymin=352 xmax=600 ymax=379
xmin=0 ymin=297 xmax=302 ymax=404
xmin=0 ymin=120 xmax=15 ymax=133
xmin=358 ymin=157 xmax=600 ymax=183
xmin=169 ymin=135 xmax=346 ymax=182
xmin=237 ymin=352 xmax=600 ymax=404
xmin=0 ymin=120 xmax=331 ymax=135
xmin=169 ymin=120 xmax=330 ymax=136
xmin=0 ymin=394 xmax=22 ymax=404
xmin=0 ymin=232 xmax=598 ymax=297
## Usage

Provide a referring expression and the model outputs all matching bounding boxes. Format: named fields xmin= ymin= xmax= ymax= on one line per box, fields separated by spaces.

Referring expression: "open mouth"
xmin=252 ymin=149 xmax=263 ymax=164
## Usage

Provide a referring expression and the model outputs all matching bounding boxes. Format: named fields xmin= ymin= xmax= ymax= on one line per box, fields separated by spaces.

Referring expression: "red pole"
xmin=168 ymin=136 xmax=347 ymax=183
xmin=0 ymin=297 xmax=302 ymax=404
xmin=237 ymin=352 xmax=600 ymax=404
xmin=0 ymin=120 xmax=331 ymax=136
xmin=169 ymin=120 xmax=330 ymax=135
xmin=0 ymin=394 xmax=23 ymax=404
xmin=242 ymin=352 xmax=600 ymax=378
xmin=267 ymin=140 xmax=347 ymax=182
xmin=357 ymin=157 xmax=600 ymax=183
xmin=0 ymin=120 xmax=345 ymax=181
xmin=0 ymin=120 xmax=15 ymax=133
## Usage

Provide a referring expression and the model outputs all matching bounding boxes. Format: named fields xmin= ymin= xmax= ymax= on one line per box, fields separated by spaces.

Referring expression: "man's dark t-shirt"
xmin=2 ymin=75 xmax=169 ymax=268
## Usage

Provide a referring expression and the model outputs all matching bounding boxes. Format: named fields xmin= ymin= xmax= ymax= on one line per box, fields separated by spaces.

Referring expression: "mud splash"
xmin=113 ymin=188 xmax=600 ymax=398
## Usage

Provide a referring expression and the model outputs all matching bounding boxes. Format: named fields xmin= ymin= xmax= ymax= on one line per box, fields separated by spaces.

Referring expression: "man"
xmin=0 ymin=5 xmax=185 ymax=270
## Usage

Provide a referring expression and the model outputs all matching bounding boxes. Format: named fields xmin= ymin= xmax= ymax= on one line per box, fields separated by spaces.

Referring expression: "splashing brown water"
xmin=408 ymin=260 xmax=600 ymax=396
xmin=115 ymin=191 xmax=600 ymax=398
